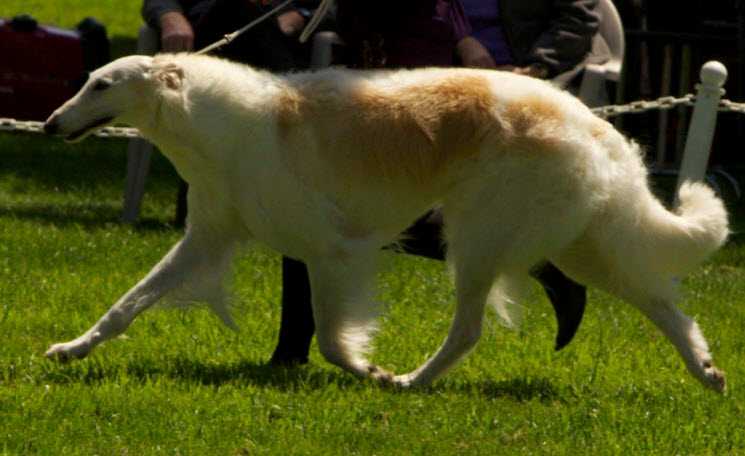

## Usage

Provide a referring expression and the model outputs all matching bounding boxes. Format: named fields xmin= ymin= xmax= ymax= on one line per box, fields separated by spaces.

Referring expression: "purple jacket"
xmin=336 ymin=0 xmax=472 ymax=68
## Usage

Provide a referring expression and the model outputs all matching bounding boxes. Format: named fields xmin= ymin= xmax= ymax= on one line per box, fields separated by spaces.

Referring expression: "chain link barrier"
xmin=592 ymin=95 xmax=745 ymax=118
xmin=591 ymin=94 xmax=694 ymax=117
xmin=0 ymin=117 xmax=141 ymax=138
xmin=717 ymin=99 xmax=745 ymax=115
xmin=2 ymin=96 xmax=745 ymax=139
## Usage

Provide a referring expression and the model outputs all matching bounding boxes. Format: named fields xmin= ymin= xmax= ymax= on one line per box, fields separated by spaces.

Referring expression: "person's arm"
xmin=142 ymin=0 xmax=184 ymax=28
xmin=266 ymin=0 xmax=325 ymax=37
xmin=453 ymin=0 xmax=500 ymax=69
xmin=276 ymin=10 xmax=306 ymax=36
xmin=455 ymin=36 xmax=497 ymax=69
xmin=142 ymin=0 xmax=194 ymax=52
xmin=160 ymin=12 xmax=195 ymax=51
xmin=275 ymin=0 xmax=334 ymax=37
xmin=523 ymin=0 xmax=600 ymax=77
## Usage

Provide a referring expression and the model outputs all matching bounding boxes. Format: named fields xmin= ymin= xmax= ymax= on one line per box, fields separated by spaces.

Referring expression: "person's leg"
xmin=270 ymin=257 xmax=315 ymax=364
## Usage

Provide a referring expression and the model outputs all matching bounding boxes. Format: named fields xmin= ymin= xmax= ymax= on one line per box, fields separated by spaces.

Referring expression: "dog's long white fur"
xmin=44 ymin=54 xmax=729 ymax=390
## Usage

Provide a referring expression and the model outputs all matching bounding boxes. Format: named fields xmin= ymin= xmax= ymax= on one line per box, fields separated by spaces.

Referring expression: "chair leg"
xmin=136 ymin=24 xmax=160 ymax=55
xmin=121 ymin=24 xmax=159 ymax=225
xmin=310 ymin=31 xmax=344 ymax=69
xmin=122 ymin=138 xmax=153 ymax=224
xmin=578 ymin=69 xmax=609 ymax=107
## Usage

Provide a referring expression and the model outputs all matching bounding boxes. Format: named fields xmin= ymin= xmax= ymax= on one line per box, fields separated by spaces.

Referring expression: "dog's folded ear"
xmin=154 ymin=62 xmax=185 ymax=90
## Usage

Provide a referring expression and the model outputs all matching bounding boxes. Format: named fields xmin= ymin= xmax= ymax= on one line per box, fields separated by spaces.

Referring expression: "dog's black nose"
xmin=43 ymin=120 xmax=58 ymax=135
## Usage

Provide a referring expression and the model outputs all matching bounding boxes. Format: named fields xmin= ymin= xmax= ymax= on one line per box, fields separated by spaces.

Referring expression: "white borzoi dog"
xmin=44 ymin=54 xmax=729 ymax=391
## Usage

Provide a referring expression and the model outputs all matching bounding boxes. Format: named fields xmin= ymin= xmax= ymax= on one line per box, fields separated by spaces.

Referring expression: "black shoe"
xmin=269 ymin=347 xmax=310 ymax=366
xmin=532 ymin=263 xmax=587 ymax=350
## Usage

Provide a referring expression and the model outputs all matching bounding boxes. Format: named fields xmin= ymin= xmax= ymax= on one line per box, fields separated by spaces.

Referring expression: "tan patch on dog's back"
xmin=276 ymin=90 xmax=301 ymax=138
xmin=385 ymin=73 xmax=500 ymax=144
xmin=503 ymin=94 xmax=561 ymax=130
xmin=280 ymin=71 xmax=505 ymax=191
xmin=501 ymin=94 xmax=567 ymax=150
xmin=590 ymin=118 xmax=613 ymax=139
xmin=347 ymin=73 xmax=503 ymax=184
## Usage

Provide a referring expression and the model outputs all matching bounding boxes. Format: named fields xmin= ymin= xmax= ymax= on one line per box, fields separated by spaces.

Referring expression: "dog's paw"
xmin=700 ymin=362 xmax=726 ymax=393
xmin=366 ymin=364 xmax=395 ymax=385
xmin=45 ymin=341 xmax=90 ymax=363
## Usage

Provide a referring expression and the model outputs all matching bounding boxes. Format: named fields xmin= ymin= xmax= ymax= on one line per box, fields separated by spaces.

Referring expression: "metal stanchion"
xmin=673 ymin=61 xmax=728 ymax=209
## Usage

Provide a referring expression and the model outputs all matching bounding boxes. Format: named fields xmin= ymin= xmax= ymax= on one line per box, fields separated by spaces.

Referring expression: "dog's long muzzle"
xmin=43 ymin=114 xmax=114 ymax=141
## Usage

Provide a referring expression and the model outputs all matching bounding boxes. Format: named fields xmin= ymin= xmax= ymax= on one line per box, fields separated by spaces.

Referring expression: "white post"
xmin=673 ymin=61 xmax=728 ymax=209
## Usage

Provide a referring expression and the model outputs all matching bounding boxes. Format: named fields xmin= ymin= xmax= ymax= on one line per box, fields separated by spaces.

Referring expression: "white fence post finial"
xmin=673 ymin=61 xmax=728 ymax=209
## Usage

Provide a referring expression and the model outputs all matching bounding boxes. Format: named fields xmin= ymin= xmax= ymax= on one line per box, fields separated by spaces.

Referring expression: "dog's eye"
xmin=93 ymin=79 xmax=112 ymax=91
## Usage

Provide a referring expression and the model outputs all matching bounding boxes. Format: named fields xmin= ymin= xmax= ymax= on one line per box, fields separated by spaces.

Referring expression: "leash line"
xmin=298 ymin=0 xmax=332 ymax=43
xmin=195 ymin=0 xmax=295 ymax=55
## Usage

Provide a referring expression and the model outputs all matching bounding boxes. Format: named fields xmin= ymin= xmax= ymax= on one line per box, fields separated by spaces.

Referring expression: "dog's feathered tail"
xmin=638 ymin=181 xmax=729 ymax=278
xmin=567 ymin=127 xmax=729 ymax=285
xmin=583 ymin=178 xmax=728 ymax=292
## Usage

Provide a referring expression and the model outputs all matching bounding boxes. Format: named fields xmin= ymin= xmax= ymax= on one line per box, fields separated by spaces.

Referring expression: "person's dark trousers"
xmin=270 ymin=212 xmax=587 ymax=364
xmin=272 ymin=257 xmax=316 ymax=365
xmin=174 ymin=0 xmax=312 ymax=226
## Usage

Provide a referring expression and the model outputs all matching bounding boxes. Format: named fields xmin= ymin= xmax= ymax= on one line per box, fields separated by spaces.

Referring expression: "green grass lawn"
xmin=2 ymin=2 xmax=745 ymax=455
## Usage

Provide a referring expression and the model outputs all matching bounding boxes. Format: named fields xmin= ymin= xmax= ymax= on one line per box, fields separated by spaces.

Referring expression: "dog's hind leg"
xmin=629 ymin=287 xmax=726 ymax=392
xmin=393 ymin=262 xmax=496 ymax=388
xmin=305 ymin=251 xmax=393 ymax=382
xmin=46 ymin=232 xmax=233 ymax=362
xmin=392 ymin=205 xmax=531 ymax=388
xmin=554 ymin=242 xmax=726 ymax=392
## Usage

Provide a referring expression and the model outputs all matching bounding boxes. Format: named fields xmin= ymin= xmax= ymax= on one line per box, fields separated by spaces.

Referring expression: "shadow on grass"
xmin=392 ymin=376 xmax=567 ymax=403
xmin=41 ymin=355 xmax=569 ymax=402
xmin=0 ymin=134 xmax=179 ymax=196
xmin=475 ymin=376 xmax=563 ymax=402
xmin=135 ymin=357 xmax=360 ymax=390
xmin=0 ymin=135 xmax=127 ymax=189
xmin=1 ymin=133 xmax=181 ymax=229
xmin=0 ymin=203 xmax=175 ymax=232
xmin=41 ymin=356 xmax=356 ymax=391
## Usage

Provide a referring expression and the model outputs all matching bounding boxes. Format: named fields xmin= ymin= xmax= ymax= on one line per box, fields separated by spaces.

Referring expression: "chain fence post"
xmin=673 ymin=61 xmax=728 ymax=209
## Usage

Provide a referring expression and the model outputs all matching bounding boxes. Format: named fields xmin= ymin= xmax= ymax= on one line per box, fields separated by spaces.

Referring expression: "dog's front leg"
xmin=46 ymin=234 xmax=226 ymax=362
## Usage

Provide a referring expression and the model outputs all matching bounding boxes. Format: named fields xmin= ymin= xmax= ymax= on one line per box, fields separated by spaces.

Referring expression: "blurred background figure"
xmin=456 ymin=0 xmax=610 ymax=89
xmin=142 ymin=0 xmax=327 ymax=70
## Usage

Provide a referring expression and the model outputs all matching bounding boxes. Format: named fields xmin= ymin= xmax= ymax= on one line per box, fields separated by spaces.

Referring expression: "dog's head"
xmin=43 ymin=55 xmax=186 ymax=142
